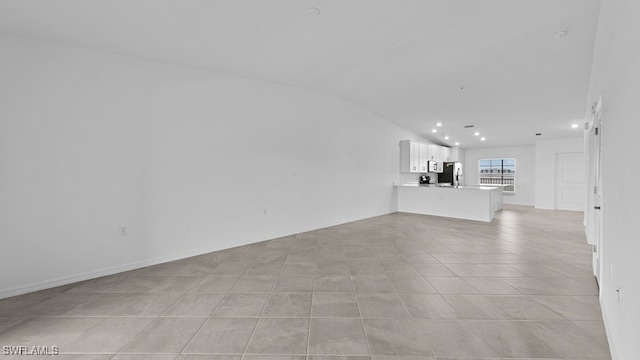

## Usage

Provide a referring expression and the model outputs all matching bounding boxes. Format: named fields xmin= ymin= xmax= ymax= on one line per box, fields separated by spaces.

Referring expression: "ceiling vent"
xmin=306 ymin=7 xmax=320 ymax=16
xmin=463 ymin=125 xmax=474 ymax=128
xmin=554 ymin=28 xmax=568 ymax=38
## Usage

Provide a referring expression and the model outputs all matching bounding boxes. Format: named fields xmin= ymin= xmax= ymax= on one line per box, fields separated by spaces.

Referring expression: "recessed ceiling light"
xmin=444 ymin=136 xmax=450 ymax=140
xmin=474 ymin=132 xmax=480 ymax=136
xmin=436 ymin=122 xmax=442 ymax=127
xmin=306 ymin=7 xmax=320 ymax=16
xmin=571 ymin=124 xmax=579 ymax=128
xmin=480 ymin=137 xmax=486 ymax=141
xmin=454 ymin=142 xmax=460 ymax=146
xmin=431 ymin=129 xmax=437 ymax=133
xmin=554 ymin=28 xmax=568 ymax=38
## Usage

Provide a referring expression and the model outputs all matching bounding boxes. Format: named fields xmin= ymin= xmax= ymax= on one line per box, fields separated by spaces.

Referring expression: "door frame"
xmin=585 ymin=95 xmax=604 ymax=285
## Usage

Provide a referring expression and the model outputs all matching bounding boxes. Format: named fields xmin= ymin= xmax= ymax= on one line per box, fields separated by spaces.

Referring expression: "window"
xmin=479 ymin=158 xmax=516 ymax=193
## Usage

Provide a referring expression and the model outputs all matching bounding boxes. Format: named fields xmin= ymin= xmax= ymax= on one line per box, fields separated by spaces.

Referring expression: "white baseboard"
xmin=0 ymin=237 xmax=259 ymax=300
xmin=503 ymin=202 xmax=535 ymax=207
xmin=600 ymin=297 xmax=617 ymax=360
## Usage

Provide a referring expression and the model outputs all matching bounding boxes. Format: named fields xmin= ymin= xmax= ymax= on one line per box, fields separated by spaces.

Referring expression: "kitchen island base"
xmin=395 ymin=184 xmax=503 ymax=222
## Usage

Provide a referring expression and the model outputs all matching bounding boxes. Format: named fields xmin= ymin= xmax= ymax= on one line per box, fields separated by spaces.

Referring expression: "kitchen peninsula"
xmin=395 ymin=183 xmax=503 ymax=222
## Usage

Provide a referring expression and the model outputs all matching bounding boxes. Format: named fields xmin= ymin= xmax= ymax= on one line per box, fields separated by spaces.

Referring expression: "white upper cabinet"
xmin=450 ymin=147 xmax=464 ymax=162
xmin=419 ymin=143 xmax=430 ymax=172
xmin=442 ymin=147 xmax=451 ymax=162
xmin=400 ymin=140 xmax=421 ymax=173
xmin=427 ymin=144 xmax=438 ymax=160
xmin=433 ymin=147 xmax=444 ymax=172
xmin=400 ymin=140 xmax=457 ymax=173
xmin=433 ymin=145 xmax=444 ymax=162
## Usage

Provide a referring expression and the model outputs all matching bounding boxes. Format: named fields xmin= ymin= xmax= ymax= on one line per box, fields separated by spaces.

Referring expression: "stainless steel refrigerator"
xmin=438 ymin=162 xmax=463 ymax=186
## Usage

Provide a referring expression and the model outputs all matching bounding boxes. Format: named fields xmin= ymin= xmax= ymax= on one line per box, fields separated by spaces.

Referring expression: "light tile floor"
xmin=0 ymin=205 xmax=611 ymax=359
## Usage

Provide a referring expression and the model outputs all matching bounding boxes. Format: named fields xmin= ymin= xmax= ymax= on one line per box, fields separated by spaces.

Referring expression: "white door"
xmin=555 ymin=152 xmax=585 ymax=211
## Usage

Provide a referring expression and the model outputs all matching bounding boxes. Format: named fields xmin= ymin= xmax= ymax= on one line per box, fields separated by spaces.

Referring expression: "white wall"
xmin=0 ymin=34 xmax=421 ymax=298
xmin=0 ymin=35 xmax=146 ymax=297
xmin=534 ymin=138 xmax=584 ymax=210
xmin=464 ymin=145 xmax=535 ymax=206
xmin=586 ymin=0 xmax=640 ymax=358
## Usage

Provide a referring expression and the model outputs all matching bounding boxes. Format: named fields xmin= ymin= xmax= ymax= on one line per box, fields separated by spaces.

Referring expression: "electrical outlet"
xmin=119 ymin=226 xmax=127 ymax=236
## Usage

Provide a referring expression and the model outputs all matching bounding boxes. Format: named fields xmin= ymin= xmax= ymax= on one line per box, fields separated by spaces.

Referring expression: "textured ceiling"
xmin=0 ymin=0 xmax=601 ymax=148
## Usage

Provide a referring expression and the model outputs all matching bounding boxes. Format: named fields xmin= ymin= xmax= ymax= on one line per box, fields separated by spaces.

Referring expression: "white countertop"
xmin=394 ymin=183 xmax=500 ymax=190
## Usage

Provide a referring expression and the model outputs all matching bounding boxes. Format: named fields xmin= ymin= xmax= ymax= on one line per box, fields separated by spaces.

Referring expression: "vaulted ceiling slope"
xmin=0 ymin=0 xmax=601 ymax=148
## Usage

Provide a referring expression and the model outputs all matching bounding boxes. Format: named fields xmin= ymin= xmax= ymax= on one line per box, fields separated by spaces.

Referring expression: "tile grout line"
xmin=351 ymin=251 xmax=375 ymax=359
xmin=305 ymin=255 xmax=317 ymax=358
xmin=162 ymin=262 xmax=241 ymax=356
xmin=240 ymin=246 xmax=291 ymax=359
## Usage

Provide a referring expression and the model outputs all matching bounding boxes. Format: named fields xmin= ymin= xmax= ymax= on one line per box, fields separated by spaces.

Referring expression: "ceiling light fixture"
xmin=571 ymin=124 xmax=579 ymax=128
xmin=481 ymin=137 xmax=486 ymax=141
xmin=474 ymin=132 xmax=480 ymax=136
xmin=431 ymin=129 xmax=437 ymax=133
xmin=454 ymin=142 xmax=460 ymax=146
xmin=444 ymin=136 xmax=450 ymax=140
xmin=306 ymin=7 xmax=320 ymax=16
xmin=436 ymin=122 xmax=442 ymax=127
xmin=554 ymin=28 xmax=568 ymax=38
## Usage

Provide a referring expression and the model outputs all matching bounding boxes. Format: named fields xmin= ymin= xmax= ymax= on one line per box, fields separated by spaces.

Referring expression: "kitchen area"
xmin=395 ymin=140 xmax=503 ymax=222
